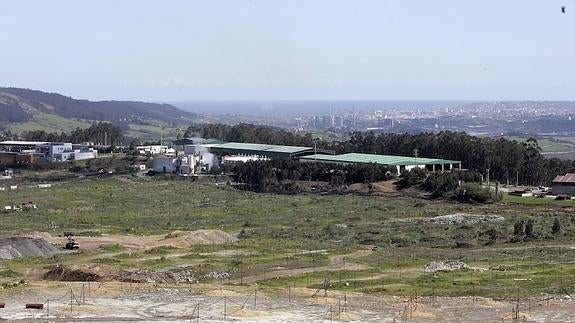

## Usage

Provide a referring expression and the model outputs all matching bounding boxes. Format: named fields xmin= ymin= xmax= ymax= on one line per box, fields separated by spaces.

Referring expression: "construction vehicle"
xmin=63 ymin=232 xmax=79 ymax=250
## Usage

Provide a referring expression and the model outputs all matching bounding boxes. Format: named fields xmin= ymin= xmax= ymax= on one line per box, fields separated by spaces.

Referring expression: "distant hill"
xmin=0 ymin=87 xmax=197 ymax=126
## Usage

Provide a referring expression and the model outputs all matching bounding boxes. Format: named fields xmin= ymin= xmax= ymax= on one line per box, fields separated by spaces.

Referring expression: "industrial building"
xmin=168 ymin=139 xmax=463 ymax=174
xmin=208 ymin=142 xmax=334 ymax=160
xmin=135 ymin=145 xmax=175 ymax=156
xmin=152 ymin=153 xmax=204 ymax=175
xmin=0 ymin=141 xmax=97 ymax=164
xmin=300 ymin=153 xmax=461 ymax=173
xmin=35 ymin=143 xmax=98 ymax=161
xmin=552 ymin=173 xmax=575 ymax=196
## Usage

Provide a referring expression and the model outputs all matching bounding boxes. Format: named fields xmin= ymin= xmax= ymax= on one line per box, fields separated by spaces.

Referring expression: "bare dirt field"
xmin=0 ymin=282 xmax=573 ymax=322
xmin=24 ymin=230 xmax=237 ymax=251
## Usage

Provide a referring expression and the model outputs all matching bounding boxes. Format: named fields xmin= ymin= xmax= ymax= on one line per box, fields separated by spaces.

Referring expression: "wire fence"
xmin=2 ymin=280 xmax=568 ymax=322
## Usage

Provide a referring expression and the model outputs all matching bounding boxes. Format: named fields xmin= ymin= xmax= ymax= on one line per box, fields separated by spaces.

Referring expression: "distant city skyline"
xmin=1 ymin=1 xmax=574 ymax=102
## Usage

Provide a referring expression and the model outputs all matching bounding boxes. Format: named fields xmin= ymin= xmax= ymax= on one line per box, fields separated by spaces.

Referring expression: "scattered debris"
xmin=490 ymin=264 xmax=512 ymax=271
xmin=203 ymin=271 xmax=230 ymax=280
xmin=0 ymin=169 xmax=13 ymax=180
xmin=2 ymin=202 xmax=37 ymax=212
xmin=423 ymin=261 xmax=487 ymax=273
xmin=426 ymin=213 xmax=504 ymax=225
xmin=43 ymin=265 xmax=205 ymax=284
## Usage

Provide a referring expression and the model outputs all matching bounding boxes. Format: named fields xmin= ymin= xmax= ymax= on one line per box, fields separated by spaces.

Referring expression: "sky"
xmin=1 ymin=1 xmax=574 ymax=102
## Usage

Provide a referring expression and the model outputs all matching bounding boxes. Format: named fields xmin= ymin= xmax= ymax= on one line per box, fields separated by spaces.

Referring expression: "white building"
xmin=136 ymin=145 xmax=175 ymax=155
xmin=153 ymin=154 xmax=203 ymax=175
xmin=35 ymin=143 xmax=97 ymax=161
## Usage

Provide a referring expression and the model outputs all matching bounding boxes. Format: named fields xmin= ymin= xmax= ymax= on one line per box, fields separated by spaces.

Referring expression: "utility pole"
xmin=486 ymin=168 xmax=490 ymax=188
xmin=413 ymin=149 xmax=418 ymax=169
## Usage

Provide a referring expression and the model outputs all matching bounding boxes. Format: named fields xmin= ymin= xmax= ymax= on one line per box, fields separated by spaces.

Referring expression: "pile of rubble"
xmin=423 ymin=261 xmax=488 ymax=273
xmin=426 ymin=213 xmax=504 ymax=225
xmin=43 ymin=265 xmax=231 ymax=284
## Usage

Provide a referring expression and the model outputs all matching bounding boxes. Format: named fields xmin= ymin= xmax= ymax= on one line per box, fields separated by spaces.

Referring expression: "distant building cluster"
xmin=147 ymin=138 xmax=461 ymax=177
xmin=150 ymin=138 xmax=223 ymax=176
xmin=0 ymin=141 xmax=98 ymax=166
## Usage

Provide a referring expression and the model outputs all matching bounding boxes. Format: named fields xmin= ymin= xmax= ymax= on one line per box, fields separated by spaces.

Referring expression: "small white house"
xmin=153 ymin=154 xmax=203 ymax=175
xmin=153 ymin=155 xmax=178 ymax=173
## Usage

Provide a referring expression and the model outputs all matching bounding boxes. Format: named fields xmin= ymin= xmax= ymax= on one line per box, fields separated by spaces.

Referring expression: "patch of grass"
xmin=1 ymin=174 xmax=575 ymax=296
xmin=9 ymin=112 xmax=90 ymax=134
xmin=92 ymin=258 xmax=121 ymax=264
xmin=0 ymin=269 xmax=22 ymax=278
xmin=99 ymin=244 xmax=124 ymax=252
xmin=501 ymin=194 xmax=574 ymax=206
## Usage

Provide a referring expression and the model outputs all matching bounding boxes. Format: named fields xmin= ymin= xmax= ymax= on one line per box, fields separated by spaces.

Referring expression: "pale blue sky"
xmin=1 ymin=1 xmax=574 ymax=101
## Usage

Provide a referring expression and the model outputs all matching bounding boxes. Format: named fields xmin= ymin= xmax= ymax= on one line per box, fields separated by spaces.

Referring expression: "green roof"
xmin=300 ymin=153 xmax=461 ymax=166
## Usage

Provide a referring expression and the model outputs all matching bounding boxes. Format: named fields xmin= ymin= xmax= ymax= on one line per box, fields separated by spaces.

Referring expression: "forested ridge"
xmin=189 ymin=123 xmax=575 ymax=186
xmin=0 ymin=87 xmax=196 ymax=124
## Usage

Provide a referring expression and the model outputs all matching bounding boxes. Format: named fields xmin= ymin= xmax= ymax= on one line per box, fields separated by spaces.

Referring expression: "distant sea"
xmin=169 ymin=100 xmax=478 ymax=116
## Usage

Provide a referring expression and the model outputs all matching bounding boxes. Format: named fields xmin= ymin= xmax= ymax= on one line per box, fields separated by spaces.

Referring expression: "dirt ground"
xmin=0 ymin=281 xmax=573 ymax=322
xmin=346 ymin=180 xmax=399 ymax=195
xmin=4 ymin=231 xmax=574 ymax=321
xmin=25 ymin=230 xmax=237 ymax=251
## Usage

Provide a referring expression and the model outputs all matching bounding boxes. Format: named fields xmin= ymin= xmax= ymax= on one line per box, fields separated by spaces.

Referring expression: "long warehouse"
xmin=209 ymin=142 xmax=334 ymax=159
xmin=300 ymin=153 xmax=461 ymax=173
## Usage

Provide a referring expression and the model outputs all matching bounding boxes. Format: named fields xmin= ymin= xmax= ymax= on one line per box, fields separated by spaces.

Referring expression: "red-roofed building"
xmin=552 ymin=173 xmax=575 ymax=196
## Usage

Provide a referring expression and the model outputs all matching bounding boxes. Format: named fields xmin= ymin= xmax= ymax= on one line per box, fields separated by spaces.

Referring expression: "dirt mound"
xmin=345 ymin=180 xmax=398 ymax=195
xmin=423 ymin=261 xmax=487 ymax=273
xmin=43 ymin=265 xmax=108 ymax=282
xmin=371 ymin=180 xmax=398 ymax=193
xmin=162 ymin=230 xmax=237 ymax=246
xmin=225 ymin=306 xmax=267 ymax=317
xmin=23 ymin=231 xmax=59 ymax=244
xmin=0 ymin=237 xmax=62 ymax=259
xmin=43 ymin=265 xmax=197 ymax=283
xmin=426 ymin=213 xmax=504 ymax=225
xmin=322 ymin=311 xmax=361 ymax=321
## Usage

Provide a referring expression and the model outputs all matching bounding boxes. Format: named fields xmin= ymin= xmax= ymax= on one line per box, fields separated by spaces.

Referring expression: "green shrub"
xmin=453 ymin=183 xmax=500 ymax=203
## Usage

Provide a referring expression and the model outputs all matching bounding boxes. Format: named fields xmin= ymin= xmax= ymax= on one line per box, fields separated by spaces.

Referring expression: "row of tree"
xmin=186 ymin=123 xmax=316 ymax=147
xmin=228 ymin=160 xmax=393 ymax=192
xmin=188 ymin=123 xmax=575 ymax=186
xmin=13 ymin=122 xmax=124 ymax=146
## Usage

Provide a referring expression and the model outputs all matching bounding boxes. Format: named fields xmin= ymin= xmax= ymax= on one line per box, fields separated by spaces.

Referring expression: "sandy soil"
xmin=0 ymin=282 xmax=573 ymax=322
xmin=25 ymin=230 xmax=237 ymax=251
xmin=235 ymin=249 xmax=372 ymax=284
